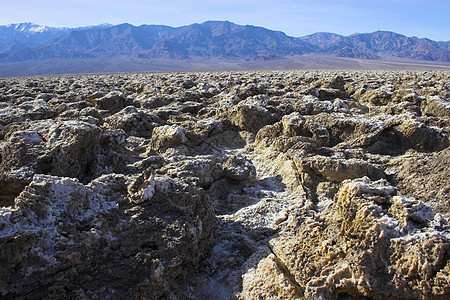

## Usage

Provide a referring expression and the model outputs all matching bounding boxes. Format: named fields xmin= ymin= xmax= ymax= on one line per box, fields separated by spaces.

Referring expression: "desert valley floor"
xmin=0 ymin=70 xmax=449 ymax=299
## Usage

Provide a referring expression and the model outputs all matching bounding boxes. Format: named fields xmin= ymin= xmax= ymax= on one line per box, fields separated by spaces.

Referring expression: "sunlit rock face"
xmin=0 ymin=70 xmax=449 ymax=299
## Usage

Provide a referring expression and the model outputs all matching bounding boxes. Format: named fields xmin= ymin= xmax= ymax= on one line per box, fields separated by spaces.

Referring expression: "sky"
xmin=1 ymin=0 xmax=449 ymax=41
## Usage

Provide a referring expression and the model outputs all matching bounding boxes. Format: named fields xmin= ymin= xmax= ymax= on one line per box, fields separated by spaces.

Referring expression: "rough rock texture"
xmin=0 ymin=70 xmax=449 ymax=299
xmin=0 ymin=173 xmax=213 ymax=299
xmin=266 ymin=177 xmax=450 ymax=299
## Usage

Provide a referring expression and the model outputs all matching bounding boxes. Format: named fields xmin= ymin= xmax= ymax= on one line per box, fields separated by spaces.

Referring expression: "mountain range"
xmin=0 ymin=23 xmax=112 ymax=56
xmin=0 ymin=21 xmax=449 ymax=76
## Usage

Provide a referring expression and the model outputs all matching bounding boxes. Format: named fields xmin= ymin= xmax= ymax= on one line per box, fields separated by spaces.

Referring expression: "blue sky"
xmin=1 ymin=0 xmax=449 ymax=41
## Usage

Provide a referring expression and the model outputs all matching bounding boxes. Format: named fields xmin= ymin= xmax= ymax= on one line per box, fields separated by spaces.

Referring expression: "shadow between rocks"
xmin=189 ymin=175 xmax=292 ymax=299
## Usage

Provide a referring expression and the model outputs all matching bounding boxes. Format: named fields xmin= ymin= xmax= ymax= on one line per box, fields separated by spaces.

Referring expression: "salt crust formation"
xmin=0 ymin=70 xmax=449 ymax=299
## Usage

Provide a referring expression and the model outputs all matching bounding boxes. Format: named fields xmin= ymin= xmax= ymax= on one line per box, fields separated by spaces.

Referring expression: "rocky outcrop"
xmin=0 ymin=70 xmax=449 ymax=299
xmin=388 ymin=147 xmax=450 ymax=217
xmin=244 ymin=177 xmax=450 ymax=299
xmin=0 ymin=173 xmax=213 ymax=299
xmin=224 ymin=96 xmax=278 ymax=133
xmin=87 ymin=91 xmax=132 ymax=114
xmin=105 ymin=106 xmax=161 ymax=137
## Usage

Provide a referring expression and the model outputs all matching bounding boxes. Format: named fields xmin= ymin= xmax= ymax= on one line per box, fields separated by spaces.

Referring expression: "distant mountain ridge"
xmin=300 ymin=31 xmax=450 ymax=61
xmin=0 ymin=21 xmax=449 ymax=75
xmin=0 ymin=23 xmax=113 ymax=55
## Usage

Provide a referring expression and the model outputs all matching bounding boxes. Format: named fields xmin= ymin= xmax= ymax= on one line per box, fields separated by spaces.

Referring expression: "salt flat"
xmin=0 ymin=70 xmax=449 ymax=299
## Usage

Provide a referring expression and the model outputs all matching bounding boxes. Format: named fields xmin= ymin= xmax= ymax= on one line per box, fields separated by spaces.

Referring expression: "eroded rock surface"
xmin=0 ymin=70 xmax=449 ymax=299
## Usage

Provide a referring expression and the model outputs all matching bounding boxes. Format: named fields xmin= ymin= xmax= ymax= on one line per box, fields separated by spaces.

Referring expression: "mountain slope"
xmin=0 ymin=21 xmax=449 ymax=68
xmin=0 ymin=21 xmax=315 ymax=61
xmin=139 ymin=21 xmax=314 ymax=59
xmin=300 ymin=30 xmax=450 ymax=61
xmin=0 ymin=23 xmax=113 ymax=54
xmin=0 ymin=24 xmax=177 ymax=61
